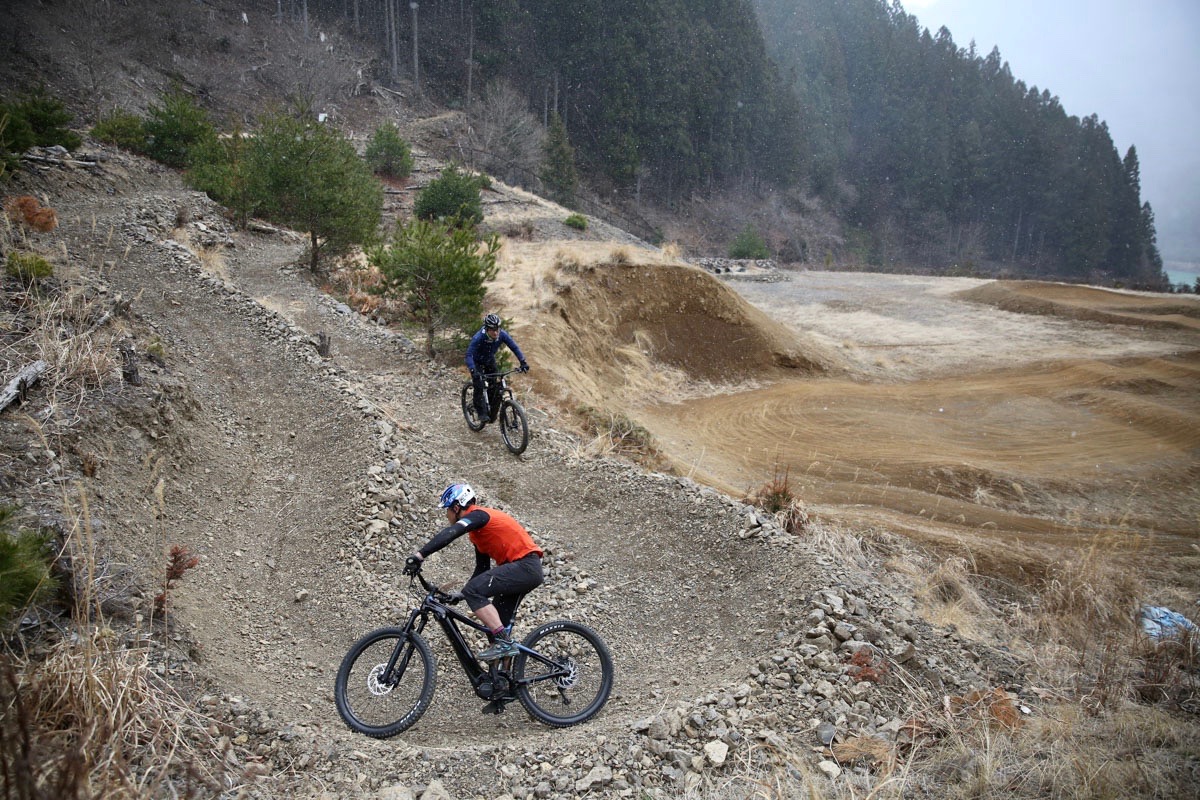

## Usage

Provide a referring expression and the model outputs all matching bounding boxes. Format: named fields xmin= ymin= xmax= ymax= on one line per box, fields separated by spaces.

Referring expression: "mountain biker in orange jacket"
xmin=466 ymin=313 xmax=528 ymax=423
xmin=403 ymin=483 xmax=543 ymax=661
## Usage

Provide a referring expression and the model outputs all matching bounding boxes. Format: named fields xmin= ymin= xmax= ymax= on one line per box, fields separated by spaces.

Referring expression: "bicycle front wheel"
xmin=515 ymin=620 xmax=612 ymax=727
xmin=499 ymin=400 xmax=529 ymax=455
xmin=461 ymin=383 xmax=485 ymax=432
xmin=334 ymin=627 xmax=436 ymax=738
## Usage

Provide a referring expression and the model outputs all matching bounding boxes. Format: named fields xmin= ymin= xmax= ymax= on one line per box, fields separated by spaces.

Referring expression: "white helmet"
xmin=438 ymin=483 xmax=476 ymax=510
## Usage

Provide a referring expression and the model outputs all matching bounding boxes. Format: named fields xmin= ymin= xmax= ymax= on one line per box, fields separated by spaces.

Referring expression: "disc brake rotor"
xmin=553 ymin=657 xmax=579 ymax=691
xmin=367 ymin=663 xmax=395 ymax=696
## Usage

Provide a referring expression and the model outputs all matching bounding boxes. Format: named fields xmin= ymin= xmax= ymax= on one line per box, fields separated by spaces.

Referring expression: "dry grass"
xmin=324 ymin=255 xmax=408 ymax=323
xmin=0 ymin=465 xmax=234 ymax=799
xmin=744 ymin=462 xmax=812 ymax=535
xmin=574 ymin=405 xmax=663 ymax=465
xmin=0 ymin=241 xmax=264 ymax=798
xmin=734 ymin=521 xmax=1200 ymax=800
xmin=1 ymin=638 xmax=221 ymax=799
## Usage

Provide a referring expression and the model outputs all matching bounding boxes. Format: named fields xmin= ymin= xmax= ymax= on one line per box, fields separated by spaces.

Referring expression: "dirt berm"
xmin=485 ymin=242 xmax=843 ymax=417
xmin=0 ymin=145 xmax=1053 ymax=798
xmin=957 ymin=280 xmax=1200 ymax=331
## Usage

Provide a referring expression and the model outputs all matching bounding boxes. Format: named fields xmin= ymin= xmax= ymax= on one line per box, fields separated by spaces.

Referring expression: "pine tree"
xmin=369 ymin=218 xmax=501 ymax=358
xmin=365 ymin=122 xmax=413 ymax=179
xmin=246 ymin=112 xmax=382 ymax=272
xmin=540 ymin=113 xmax=577 ymax=207
xmin=144 ymin=87 xmax=216 ymax=169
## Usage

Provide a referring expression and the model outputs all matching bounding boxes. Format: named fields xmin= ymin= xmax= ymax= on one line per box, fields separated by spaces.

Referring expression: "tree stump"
xmin=120 ymin=342 xmax=142 ymax=386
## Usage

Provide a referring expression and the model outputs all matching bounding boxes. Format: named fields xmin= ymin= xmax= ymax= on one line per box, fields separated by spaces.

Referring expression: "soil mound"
xmin=505 ymin=256 xmax=842 ymax=413
xmin=957 ymin=280 xmax=1200 ymax=331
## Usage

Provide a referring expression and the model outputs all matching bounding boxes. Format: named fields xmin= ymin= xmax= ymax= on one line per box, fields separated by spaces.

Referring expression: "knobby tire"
xmin=499 ymin=400 xmax=529 ymax=455
xmin=334 ymin=627 xmax=436 ymax=738
xmin=461 ymin=383 xmax=485 ymax=432
xmin=515 ymin=620 xmax=612 ymax=727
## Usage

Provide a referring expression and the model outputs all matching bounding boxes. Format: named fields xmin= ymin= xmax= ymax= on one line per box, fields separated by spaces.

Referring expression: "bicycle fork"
xmin=380 ymin=613 xmax=426 ymax=686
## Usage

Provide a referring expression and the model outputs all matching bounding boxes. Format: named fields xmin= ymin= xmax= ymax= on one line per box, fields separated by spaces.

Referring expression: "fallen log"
xmin=0 ymin=360 xmax=49 ymax=413
xmin=20 ymin=153 xmax=101 ymax=169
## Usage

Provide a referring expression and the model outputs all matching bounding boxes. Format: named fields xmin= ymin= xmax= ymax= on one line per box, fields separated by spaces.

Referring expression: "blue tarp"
xmin=1139 ymin=605 xmax=1198 ymax=641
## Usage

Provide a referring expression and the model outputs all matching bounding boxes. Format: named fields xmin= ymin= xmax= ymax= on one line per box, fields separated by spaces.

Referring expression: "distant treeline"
xmin=282 ymin=0 xmax=1165 ymax=286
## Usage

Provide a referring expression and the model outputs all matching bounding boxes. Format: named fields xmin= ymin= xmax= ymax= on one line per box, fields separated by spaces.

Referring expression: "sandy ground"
xmin=634 ymin=272 xmax=1200 ymax=588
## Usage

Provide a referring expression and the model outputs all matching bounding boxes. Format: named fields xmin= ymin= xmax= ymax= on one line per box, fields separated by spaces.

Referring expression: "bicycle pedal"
xmin=480 ymin=699 xmax=508 ymax=715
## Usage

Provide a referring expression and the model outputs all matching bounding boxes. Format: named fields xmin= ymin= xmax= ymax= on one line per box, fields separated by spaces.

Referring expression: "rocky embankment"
xmin=3 ymin=145 xmax=1028 ymax=799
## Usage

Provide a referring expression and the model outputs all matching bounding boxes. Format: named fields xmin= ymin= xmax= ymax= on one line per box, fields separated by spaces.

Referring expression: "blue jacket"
xmin=465 ymin=327 xmax=526 ymax=372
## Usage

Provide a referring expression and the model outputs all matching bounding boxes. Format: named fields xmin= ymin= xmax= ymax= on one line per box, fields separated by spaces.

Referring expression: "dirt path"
xmin=18 ymin=159 xmax=810 ymax=774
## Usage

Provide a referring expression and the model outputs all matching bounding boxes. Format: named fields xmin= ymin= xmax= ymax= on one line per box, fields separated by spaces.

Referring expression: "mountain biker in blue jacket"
xmin=466 ymin=313 xmax=528 ymax=423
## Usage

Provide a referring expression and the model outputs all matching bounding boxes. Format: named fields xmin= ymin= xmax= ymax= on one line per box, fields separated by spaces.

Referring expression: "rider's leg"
xmin=463 ymin=555 xmax=543 ymax=659
xmin=493 ymin=592 xmax=524 ymax=629
xmin=479 ymin=358 xmax=500 ymax=420
xmin=474 ymin=603 xmax=503 ymax=631
xmin=471 ymin=370 xmax=489 ymax=418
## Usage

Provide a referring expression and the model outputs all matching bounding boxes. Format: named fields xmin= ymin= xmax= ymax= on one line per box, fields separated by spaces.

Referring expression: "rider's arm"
xmin=416 ymin=509 xmax=489 ymax=559
xmin=471 ymin=546 xmax=491 ymax=579
xmin=499 ymin=331 xmax=526 ymax=365
xmin=465 ymin=331 xmax=483 ymax=372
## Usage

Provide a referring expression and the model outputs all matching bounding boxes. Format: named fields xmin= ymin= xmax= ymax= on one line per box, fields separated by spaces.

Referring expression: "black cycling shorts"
xmin=462 ymin=553 xmax=544 ymax=625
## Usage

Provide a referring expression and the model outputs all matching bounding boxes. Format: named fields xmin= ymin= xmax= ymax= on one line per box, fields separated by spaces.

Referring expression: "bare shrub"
xmin=1133 ymin=629 xmax=1199 ymax=710
xmin=553 ymin=249 xmax=582 ymax=274
xmin=463 ymin=80 xmax=545 ymax=188
xmin=4 ymin=195 xmax=58 ymax=232
xmin=660 ymin=241 xmax=683 ymax=261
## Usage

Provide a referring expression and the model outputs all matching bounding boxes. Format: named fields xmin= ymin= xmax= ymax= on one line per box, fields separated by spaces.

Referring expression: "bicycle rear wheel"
xmin=499 ymin=399 xmax=529 ymax=455
xmin=334 ymin=627 xmax=436 ymax=738
xmin=515 ymin=620 xmax=612 ymax=727
xmin=461 ymin=383 xmax=485 ymax=431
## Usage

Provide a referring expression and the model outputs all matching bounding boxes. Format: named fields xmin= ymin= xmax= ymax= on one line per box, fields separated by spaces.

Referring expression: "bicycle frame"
xmin=479 ymin=370 xmax=516 ymax=408
xmin=390 ymin=573 xmax=572 ymax=701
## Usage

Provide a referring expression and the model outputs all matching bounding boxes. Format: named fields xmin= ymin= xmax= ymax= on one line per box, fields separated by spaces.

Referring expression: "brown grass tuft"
xmin=4 ymin=195 xmax=59 ymax=232
xmin=744 ymin=462 xmax=810 ymax=534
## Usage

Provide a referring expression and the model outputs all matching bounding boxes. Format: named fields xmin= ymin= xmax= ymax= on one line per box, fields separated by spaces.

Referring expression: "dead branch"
xmin=0 ymin=360 xmax=49 ymax=413
xmin=20 ymin=153 xmax=100 ymax=169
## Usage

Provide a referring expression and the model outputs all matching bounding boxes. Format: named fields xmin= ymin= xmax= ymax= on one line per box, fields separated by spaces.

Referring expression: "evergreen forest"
xmin=273 ymin=0 xmax=1167 ymax=287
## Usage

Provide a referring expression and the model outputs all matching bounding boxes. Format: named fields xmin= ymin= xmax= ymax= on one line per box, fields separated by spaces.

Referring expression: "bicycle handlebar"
xmin=479 ymin=368 xmax=523 ymax=379
xmin=411 ymin=568 xmax=464 ymax=604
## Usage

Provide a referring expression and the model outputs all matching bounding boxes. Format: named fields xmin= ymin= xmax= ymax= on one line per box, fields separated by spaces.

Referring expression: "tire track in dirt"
xmin=639 ymin=322 xmax=1200 ymax=565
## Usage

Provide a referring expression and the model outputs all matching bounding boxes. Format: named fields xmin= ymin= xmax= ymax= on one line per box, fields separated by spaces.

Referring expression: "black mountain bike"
xmin=334 ymin=568 xmax=613 ymax=737
xmin=461 ymin=369 xmax=529 ymax=455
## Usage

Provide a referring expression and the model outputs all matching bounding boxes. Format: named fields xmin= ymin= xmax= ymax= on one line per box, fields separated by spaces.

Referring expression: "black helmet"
xmin=483 ymin=313 xmax=501 ymax=330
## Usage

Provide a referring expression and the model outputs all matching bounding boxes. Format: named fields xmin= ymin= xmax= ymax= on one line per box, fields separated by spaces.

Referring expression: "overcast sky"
xmin=903 ymin=0 xmax=1200 ymax=266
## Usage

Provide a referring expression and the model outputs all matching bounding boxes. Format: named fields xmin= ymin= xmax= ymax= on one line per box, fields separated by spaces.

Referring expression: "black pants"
xmin=462 ymin=553 xmax=543 ymax=627
xmin=472 ymin=360 xmax=499 ymax=419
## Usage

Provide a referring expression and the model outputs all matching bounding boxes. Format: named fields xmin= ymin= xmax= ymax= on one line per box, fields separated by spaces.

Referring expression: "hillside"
xmin=0 ymin=140 xmax=1026 ymax=799
xmin=2 ymin=2 xmax=1199 ymax=798
xmin=4 ymin=135 xmax=1199 ymax=800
